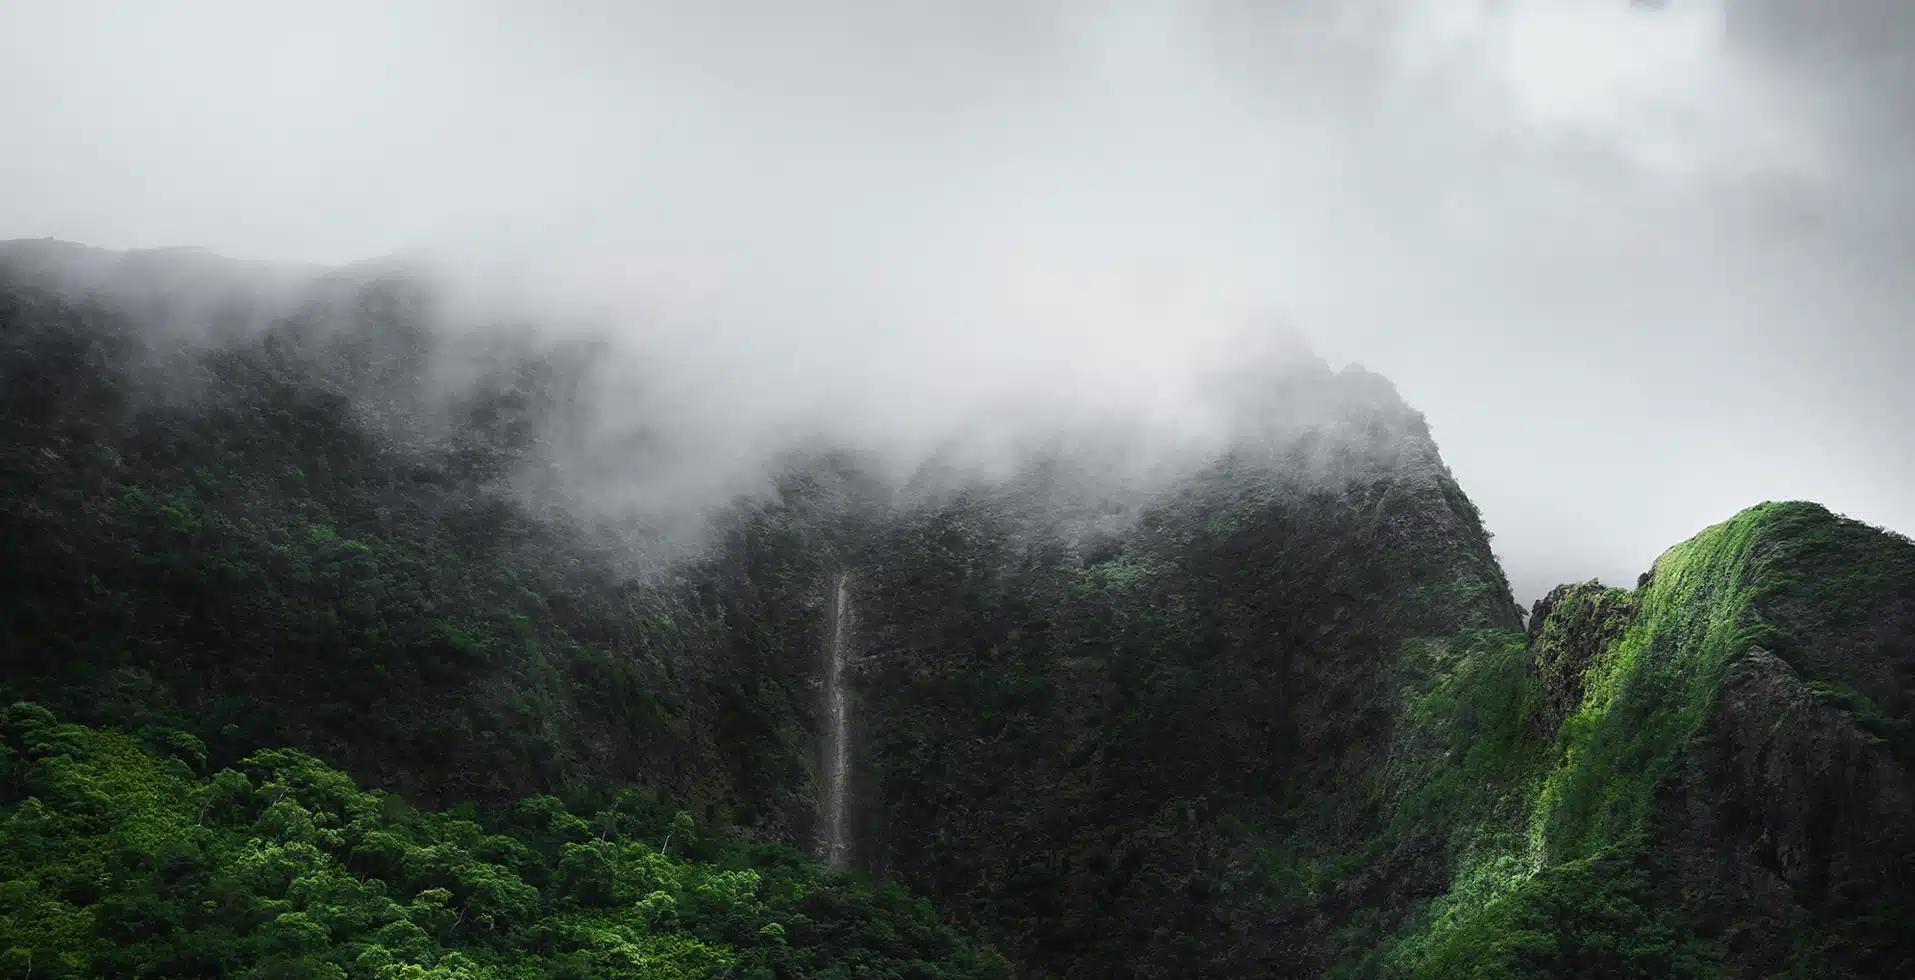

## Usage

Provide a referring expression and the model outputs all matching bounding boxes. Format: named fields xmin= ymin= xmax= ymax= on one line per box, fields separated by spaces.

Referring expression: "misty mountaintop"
xmin=2 ymin=242 xmax=1912 ymax=979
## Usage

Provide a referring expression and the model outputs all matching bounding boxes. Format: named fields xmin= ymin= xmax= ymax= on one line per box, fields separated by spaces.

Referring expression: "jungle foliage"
xmin=0 ymin=703 xmax=1009 ymax=979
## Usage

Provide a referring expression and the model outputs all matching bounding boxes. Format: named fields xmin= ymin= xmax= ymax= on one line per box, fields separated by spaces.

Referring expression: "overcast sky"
xmin=3 ymin=0 xmax=1911 ymax=602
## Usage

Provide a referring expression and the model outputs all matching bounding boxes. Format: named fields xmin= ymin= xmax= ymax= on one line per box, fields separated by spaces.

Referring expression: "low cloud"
xmin=3 ymin=0 xmax=1911 ymax=601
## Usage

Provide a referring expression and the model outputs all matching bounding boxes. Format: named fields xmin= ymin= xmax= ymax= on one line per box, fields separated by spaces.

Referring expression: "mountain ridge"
xmin=2 ymin=242 xmax=1911 ymax=978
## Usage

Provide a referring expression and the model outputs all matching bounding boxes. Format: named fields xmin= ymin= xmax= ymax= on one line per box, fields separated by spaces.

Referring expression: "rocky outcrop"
xmin=1527 ymin=581 xmax=1637 ymax=739
xmin=1505 ymin=504 xmax=1915 ymax=978
xmin=1666 ymin=646 xmax=1915 ymax=977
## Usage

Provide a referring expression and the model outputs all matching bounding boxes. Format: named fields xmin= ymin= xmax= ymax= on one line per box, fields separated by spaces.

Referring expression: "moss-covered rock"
xmin=1527 ymin=582 xmax=1637 ymax=740
xmin=1409 ymin=502 xmax=1915 ymax=979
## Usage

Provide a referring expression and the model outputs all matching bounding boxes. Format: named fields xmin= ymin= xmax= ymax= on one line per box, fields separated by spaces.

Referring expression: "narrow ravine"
xmin=822 ymin=570 xmax=853 ymax=867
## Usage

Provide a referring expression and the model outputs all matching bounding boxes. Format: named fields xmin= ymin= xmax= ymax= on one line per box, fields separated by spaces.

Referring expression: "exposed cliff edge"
xmin=1414 ymin=502 xmax=1915 ymax=979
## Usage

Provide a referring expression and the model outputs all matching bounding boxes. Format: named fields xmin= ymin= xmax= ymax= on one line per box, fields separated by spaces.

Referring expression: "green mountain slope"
xmin=3 ymin=242 xmax=1912 ymax=978
xmin=832 ymin=413 xmax=1523 ymax=976
xmin=0 ymin=243 xmax=814 ymax=825
xmin=1379 ymin=502 xmax=1915 ymax=980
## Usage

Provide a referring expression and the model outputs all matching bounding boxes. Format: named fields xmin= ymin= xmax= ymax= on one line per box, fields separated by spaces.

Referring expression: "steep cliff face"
xmin=817 ymin=374 xmax=1524 ymax=978
xmin=1654 ymin=504 xmax=1915 ymax=977
xmin=1673 ymin=647 xmax=1915 ymax=974
xmin=0 ymin=243 xmax=768 ymax=814
xmin=634 ymin=347 xmax=1534 ymax=976
xmin=1417 ymin=502 xmax=1915 ymax=979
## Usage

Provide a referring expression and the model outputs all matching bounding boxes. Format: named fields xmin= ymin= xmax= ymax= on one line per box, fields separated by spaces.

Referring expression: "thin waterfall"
xmin=821 ymin=570 xmax=853 ymax=868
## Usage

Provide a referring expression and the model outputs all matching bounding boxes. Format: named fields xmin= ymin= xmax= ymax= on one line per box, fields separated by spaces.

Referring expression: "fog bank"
xmin=4 ymin=0 xmax=1912 ymax=601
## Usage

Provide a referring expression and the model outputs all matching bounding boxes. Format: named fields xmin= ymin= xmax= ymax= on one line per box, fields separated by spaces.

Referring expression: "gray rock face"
xmin=1665 ymin=646 xmax=1915 ymax=977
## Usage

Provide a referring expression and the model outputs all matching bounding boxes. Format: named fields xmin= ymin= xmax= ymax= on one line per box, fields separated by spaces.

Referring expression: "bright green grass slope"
xmin=1392 ymin=501 xmax=1915 ymax=979
xmin=0 ymin=703 xmax=1011 ymax=980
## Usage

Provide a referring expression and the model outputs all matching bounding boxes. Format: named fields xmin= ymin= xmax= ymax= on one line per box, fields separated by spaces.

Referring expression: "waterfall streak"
xmin=822 ymin=571 xmax=852 ymax=867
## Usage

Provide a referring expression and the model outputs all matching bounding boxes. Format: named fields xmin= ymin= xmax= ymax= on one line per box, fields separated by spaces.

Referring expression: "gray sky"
xmin=3 ymin=0 xmax=1912 ymax=603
